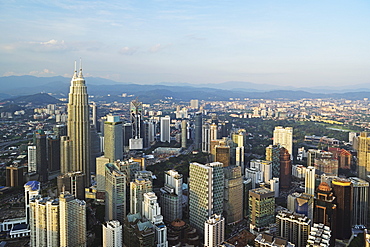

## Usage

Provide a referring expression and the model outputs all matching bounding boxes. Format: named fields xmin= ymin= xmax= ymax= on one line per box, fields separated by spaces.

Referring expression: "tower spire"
xmin=73 ymin=60 xmax=77 ymax=79
xmin=78 ymin=58 xmax=84 ymax=78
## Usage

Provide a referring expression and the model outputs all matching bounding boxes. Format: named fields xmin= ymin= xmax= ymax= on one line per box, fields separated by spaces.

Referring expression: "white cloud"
xmin=29 ymin=69 xmax=55 ymax=75
xmin=149 ymin=43 xmax=172 ymax=53
xmin=119 ymin=46 xmax=138 ymax=55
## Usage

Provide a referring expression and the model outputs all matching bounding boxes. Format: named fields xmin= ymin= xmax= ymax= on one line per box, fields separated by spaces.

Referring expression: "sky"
xmin=1 ymin=0 xmax=370 ymax=87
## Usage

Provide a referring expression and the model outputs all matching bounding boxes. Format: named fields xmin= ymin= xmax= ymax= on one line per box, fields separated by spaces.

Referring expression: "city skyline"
xmin=1 ymin=1 xmax=370 ymax=87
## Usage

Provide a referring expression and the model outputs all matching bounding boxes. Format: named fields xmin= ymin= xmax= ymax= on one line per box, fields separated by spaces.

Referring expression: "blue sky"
xmin=1 ymin=0 xmax=370 ymax=87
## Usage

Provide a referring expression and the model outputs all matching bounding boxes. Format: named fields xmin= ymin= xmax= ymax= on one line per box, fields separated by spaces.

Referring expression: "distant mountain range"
xmin=1 ymin=75 xmax=370 ymax=102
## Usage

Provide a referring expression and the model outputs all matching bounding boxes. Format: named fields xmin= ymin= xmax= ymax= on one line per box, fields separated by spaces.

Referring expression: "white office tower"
xmin=273 ymin=126 xmax=293 ymax=159
xmin=204 ymin=214 xmax=225 ymax=247
xmin=160 ymin=170 xmax=183 ymax=222
xmin=24 ymin=181 xmax=40 ymax=224
xmin=59 ymin=192 xmax=86 ymax=247
xmin=202 ymin=123 xmax=211 ymax=153
xmin=189 ymin=162 xmax=224 ymax=233
xmin=160 ymin=115 xmax=171 ymax=142
xmin=130 ymin=177 xmax=153 ymax=215
xmin=249 ymin=159 xmax=272 ymax=184
xmin=102 ymin=220 xmax=122 ymax=247
xmin=270 ymin=177 xmax=280 ymax=197
xmin=104 ymin=115 xmax=123 ymax=161
xmin=28 ymin=146 xmax=37 ymax=173
xmin=105 ymin=163 xmax=126 ymax=224
xmin=143 ymin=192 xmax=168 ymax=247
xmin=29 ymin=197 xmax=60 ymax=247
xmin=305 ymin=166 xmax=316 ymax=196
xmin=245 ymin=167 xmax=263 ymax=189
xmin=96 ymin=156 xmax=110 ymax=191
xmin=349 ymin=177 xmax=369 ymax=226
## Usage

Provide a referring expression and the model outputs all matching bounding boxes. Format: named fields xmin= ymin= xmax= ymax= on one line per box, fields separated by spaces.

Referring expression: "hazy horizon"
xmin=1 ymin=1 xmax=370 ymax=87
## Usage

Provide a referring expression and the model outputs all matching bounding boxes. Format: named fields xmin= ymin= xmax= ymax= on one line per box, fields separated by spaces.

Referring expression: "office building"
xmin=243 ymin=178 xmax=252 ymax=218
xmin=204 ymin=214 xmax=225 ymax=247
xmin=349 ymin=177 xmax=369 ymax=226
xmin=59 ymin=192 xmax=86 ymax=247
xmin=190 ymin=99 xmax=199 ymax=109
xmin=160 ymin=170 xmax=183 ymax=223
xmin=66 ymin=63 xmax=91 ymax=187
xmin=130 ymin=177 xmax=153 ymax=215
xmin=273 ymin=126 xmax=293 ymax=158
xmin=265 ymin=145 xmax=281 ymax=178
xmin=223 ymin=166 xmax=243 ymax=224
xmin=235 ymin=146 xmax=244 ymax=171
xmin=47 ymin=136 xmax=60 ymax=172
xmin=189 ymin=162 xmax=224 ymax=233
xmin=214 ymin=146 xmax=230 ymax=167
xmin=28 ymin=146 xmax=37 ymax=173
xmin=305 ymin=166 xmax=316 ymax=196
xmin=29 ymin=197 xmax=60 ymax=247
xmin=160 ymin=116 xmax=171 ymax=143
xmin=280 ymin=147 xmax=291 ymax=190
xmin=142 ymin=192 xmax=168 ymax=247
xmin=60 ymin=136 xmax=72 ymax=174
xmin=331 ymin=178 xmax=352 ymax=239
xmin=181 ymin=120 xmax=187 ymax=148
xmin=270 ymin=177 xmax=280 ymax=197
xmin=194 ymin=112 xmax=202 ymax=151
xmin=24 ymin=181 xmax=40 ymax=224
xmin=57 ymin=171 xmax=85 ymax=200
xmin=96 ymin=156 xmax=110 ymax=191
xmin=103 ymin=220 xmax=122 ymax=247
xmin=104 ymin=115 xmax=123 ymax=161
xmin=210 ymin=123 xmax=218 ymax=141
xmin=202 ymin=123 xmax=211 ymax=153
xmin=276 ymin=210 xmax=311 ymax=247
xmin=105 ymin=163 xmax=126 ymax=224
xmin=313 ymin=182 xmax=337 ymax=245
xmin=249 ymin=187 xmax=275 ymax=231
xmin=6 ymin=164 xmax=25 ymax=187
xmin=35 ymin=129 xmax=48 ymax=182
xmin=357 ymin=132 xmax=370 ymax=180
xmin=129 ymin=100 xmax=143 ymax=150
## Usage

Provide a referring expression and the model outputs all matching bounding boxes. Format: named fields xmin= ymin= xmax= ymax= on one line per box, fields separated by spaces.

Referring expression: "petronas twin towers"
xmin=62 ymin=62 xmax=91 ymax=186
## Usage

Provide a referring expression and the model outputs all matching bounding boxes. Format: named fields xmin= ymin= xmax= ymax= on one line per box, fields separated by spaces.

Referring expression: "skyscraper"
xmin=349 ymin=177 xmax=369 ymax=226
xmin=160 ymin=116 xmax=171 ymax=143
xmin=273 ymin=126 xmax=293 ymax=158
xmin=332 ymin=178 xmax=352 ymax=239
xmin=104 ymin=115 xmax=123 ymax=161
xmin=204 ymin=214 xmax=225 ymax=247
xmin=66 ymin=62 xmax=91 ymax=187
xmin=305 ymin=166 xmax=316 ymax=196
xmin=276 ymin=210 xmax=311 ymax=247
xmin=223 ymin=166 xmax=243 ymax=224
xmin=357 ymin=132 xmax=370 ymax=180
xmin=28 ymin=146 xmax=37 ymax=173
xmin=59 ymin=192 xmax=86 ymax=247
xmin=130 ymin=176 xmax=153 ymax=215
xmin=103 ymin=220 xmax=122 ymax=247
xmin=194 ymin=112 xmax=202 ymax=150
xmin=314 ymin=182 xmax=337 ymax=245
xmin=24 ymin=181 xmax=40 ymax=224
xmin=279 ymin=147 xmax=291 ymax=190
xmin=160 ymin=170 xmax=183 ymax=223
xmin=202 ymin=123 xmax=211 ymax=153
xmin=129 ymin=99 xmax=143 ymax=150
xmin=105 ymin=163 xmax=126 ymax=224
xmin=249 ymin=188 xmax=275 ymax=232
xmin=189 ymin=162 xmax=224 ymax=233
xmin=35 ymin=129 xmax=48 ymax=182
xmin=142 ymin=192 xmax=168 ymax=247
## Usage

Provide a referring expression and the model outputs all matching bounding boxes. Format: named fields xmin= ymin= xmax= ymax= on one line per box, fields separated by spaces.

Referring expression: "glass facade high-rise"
xmin=189 ymin=162 xmax=224 ymax=233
